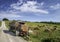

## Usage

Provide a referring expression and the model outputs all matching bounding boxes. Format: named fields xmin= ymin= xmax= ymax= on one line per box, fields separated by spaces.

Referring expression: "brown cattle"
xmin=9 ymin=21 xmax=28 ymax=36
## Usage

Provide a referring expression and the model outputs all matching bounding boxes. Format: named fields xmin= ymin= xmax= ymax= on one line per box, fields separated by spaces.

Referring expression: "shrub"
xmin=34 ymin=27 xmax=39 ymax=30
xmin=44 ymin=29 xmax=51 ymax=32
xmin=41 ymin=38 xmax=60 ymax=42
xmin=3 ymin=18 xmax=9 ymax=21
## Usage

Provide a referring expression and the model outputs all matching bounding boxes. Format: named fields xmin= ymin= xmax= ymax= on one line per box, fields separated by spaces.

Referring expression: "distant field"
xmin=26 ymin=22 xmax=60 ymax=29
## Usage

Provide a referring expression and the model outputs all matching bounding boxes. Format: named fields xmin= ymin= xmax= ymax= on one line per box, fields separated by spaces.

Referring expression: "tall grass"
xmin=0 ymin=21 xmax=2 ymax=27
xmin=26 ymin=22 xmax=60 ymax=42
xmin=5 ymin=21 xmax=10 ymax=28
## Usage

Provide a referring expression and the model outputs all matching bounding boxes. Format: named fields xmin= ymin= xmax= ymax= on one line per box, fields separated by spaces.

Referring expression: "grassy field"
xmin=0 ymin=21 xmax=2 ymax=27
xmin=26 ymin=22 xmax=60 ymax=42
xmin=5 ymin=21 xmax=10 ymax=28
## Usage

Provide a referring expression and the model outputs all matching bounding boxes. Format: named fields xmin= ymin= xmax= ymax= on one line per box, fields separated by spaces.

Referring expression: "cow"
xmin=9 ymin=21 xmax=29 ymax=37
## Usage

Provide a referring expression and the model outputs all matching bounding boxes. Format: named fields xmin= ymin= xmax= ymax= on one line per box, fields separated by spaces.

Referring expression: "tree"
xmin=3 ymin=18 xmax=9 ymax=21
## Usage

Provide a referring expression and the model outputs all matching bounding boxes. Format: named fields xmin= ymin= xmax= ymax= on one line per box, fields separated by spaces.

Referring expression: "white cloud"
xmin=50 ymin=3 xmax=60 ymax=10
xmin=0 ymin=12 xmax=22 ymax=18
xmin=11 ymin=1 xmax=49 ymax=14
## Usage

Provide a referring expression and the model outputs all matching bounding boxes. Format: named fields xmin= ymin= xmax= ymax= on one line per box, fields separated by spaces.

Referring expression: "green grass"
xmin=5 ymin=20 xmax=17 ymax=28
xmin=0 ymin=21 xmax=2 ymax=27
xmin=5 ymin=21 xmax=10 ymax=28
xmin=25 ymin=22 xmax=60 ymax=42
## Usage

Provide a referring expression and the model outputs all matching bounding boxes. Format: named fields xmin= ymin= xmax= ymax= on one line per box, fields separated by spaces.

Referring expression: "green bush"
xmin=41 ymin=38 xmax=60 ymax=42
xmin=0 ymin=21 xmax=1 ymax=26
xmin=3 ymin=18 xmax=9 ymax=21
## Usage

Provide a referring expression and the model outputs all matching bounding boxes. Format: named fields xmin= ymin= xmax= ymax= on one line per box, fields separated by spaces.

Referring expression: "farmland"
xmin=5 ymin=21 xmax=60 ymax=42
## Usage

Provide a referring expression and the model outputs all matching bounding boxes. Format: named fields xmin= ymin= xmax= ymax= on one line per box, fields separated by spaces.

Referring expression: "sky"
xmin=0 ymin=0 xmax=60 ymax=22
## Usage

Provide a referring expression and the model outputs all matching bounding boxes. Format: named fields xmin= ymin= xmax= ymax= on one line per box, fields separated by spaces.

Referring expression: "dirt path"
xmin=0 ymin=21 xmax=27 ymax=42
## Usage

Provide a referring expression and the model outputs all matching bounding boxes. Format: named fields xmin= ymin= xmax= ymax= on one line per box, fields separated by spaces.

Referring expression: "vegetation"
xmin=26 ymin=22 xmax=60 ymax=42
xmin=0 ymin=21 xmax=1 ymax=27
xmin=5 ymin=20 xmax=17 ymax=28
xmin=3 ymin=18 xmax=9 ymax=21
xmin=5 ymin=21 xmax=10 ymax=28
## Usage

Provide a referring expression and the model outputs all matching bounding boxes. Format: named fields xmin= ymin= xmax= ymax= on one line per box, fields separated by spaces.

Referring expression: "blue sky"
xmin=0 ymin=0 xmax=60 ymax=22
